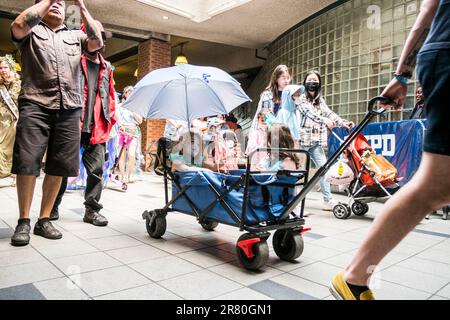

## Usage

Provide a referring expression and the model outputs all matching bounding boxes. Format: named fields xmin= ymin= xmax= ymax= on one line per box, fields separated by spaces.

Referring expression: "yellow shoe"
xmin=330 ymin=272 xmax=375 ymax=300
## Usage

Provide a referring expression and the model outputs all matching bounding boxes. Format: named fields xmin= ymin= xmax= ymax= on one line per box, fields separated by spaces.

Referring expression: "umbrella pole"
xmin=184 ymin=76 xmax=191 ymax=166
xmin=214 ymin=133 xmax=220 ymax=172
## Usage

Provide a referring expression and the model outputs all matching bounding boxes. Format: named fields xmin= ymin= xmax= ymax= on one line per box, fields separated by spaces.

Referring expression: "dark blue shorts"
xmin=416 ymin=49 xmax=450 ymax=156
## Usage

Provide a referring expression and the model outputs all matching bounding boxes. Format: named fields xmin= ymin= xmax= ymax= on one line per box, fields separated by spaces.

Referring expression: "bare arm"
xmin=11 ymin=0 xmax=58 ymax=41
xmin=74 ymin=0 xmax=103 ymax=53
xmin=396 ymin=0 xmax=439 ymax=76
xmin=381 ymin=0 xmax=439 ymax=108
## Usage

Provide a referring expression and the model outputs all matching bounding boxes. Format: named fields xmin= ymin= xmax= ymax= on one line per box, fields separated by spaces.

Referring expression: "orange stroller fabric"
xmin=346 ymin=134 xmax=398 ymax=188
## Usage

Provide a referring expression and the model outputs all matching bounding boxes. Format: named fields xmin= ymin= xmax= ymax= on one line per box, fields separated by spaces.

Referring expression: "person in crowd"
xmin=409 ymin=86 xmax=425 ymax=119
xmin=257 ymin=123 xmax=300 ymax=171
xmin=50 ymin=20 xmax=116 ymax=227
xmin=251 ymin=65 xmax=291 ymax=130
xmin=0 ymin=55 xmax=21 ymax=187
xmin=214 ymin=130 xmax=244 ymax=172
xmin=224 ymin=113 xmax=240 ymax=132
xmin=276 ymin=84 xmax=303 ymax=142
xmin=191 ymin=117 xmax=208 ymax=134
xmin=10 ymin=0 xmax=103 ymax=246
xmin=245 ymin=65 xmax=292 ymax=168
xmin=298 ymin=71 xmax=353 ymax=210
xmin=117 ymin=86 xmax=143 ymax=187
xmin=246 ymin=108 xmax=272 ymax=169
xmin=257 ymin=123 xmax=302 ymax=218
xmin=278 ymin=73 xmax=354 ymax=211
xmin=169 ymin=131 xmax=215 ymax=172
xmin=203 ymin=116 xmax=226 ymax=170
xmin=225 ymin=113 xmax=244 ymax=149
xmin=216 ymin=114 xmax=230 ymax=131
xmin=164 ymin=119 xmax=188 ymax=142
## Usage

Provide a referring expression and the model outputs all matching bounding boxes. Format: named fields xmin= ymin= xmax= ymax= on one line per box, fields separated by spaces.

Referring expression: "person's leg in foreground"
xmin=10 ymin=105 xmax=64 ymax=246
xmin=330 ymin=154 xmax=450 ymax=299
xmin=330 ymin=0 xmax=448 ymax=299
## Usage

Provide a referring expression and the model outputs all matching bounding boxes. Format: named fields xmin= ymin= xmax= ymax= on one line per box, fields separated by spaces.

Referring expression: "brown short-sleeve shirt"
xmin=12 ymin=23 xmax=88 ymax=110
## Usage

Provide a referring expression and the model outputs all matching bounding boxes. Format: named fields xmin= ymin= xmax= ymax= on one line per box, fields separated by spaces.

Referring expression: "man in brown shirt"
xmin=10 ymin=0 xmax=103 ymax=246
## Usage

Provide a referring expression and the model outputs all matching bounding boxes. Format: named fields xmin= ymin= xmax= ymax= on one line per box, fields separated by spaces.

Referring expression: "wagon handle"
xmin=368 ymin=96 xmax=397 ymax=115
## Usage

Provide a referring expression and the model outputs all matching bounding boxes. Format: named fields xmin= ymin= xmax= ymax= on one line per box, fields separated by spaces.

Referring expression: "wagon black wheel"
xmin=145 ymin=211 xmax=167 ymax=238
xmin=236 ymin=234 xmax=269 ymax=271
xmin=352 ymin=201 xmax=369 ymax=216
xmin=272 ymin=229 xmax=304 ymax=261
xmin=333 ymin=204 xmax=351 ymax=220
xmin=200 ymin=220 xmax=219 ymax=231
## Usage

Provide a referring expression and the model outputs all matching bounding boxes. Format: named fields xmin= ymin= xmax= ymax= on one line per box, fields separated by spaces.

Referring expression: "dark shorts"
xmin=417 ymin=49 xmax=450 ymax=156
xmin=11 ymin=102 xmax=81 ymax=177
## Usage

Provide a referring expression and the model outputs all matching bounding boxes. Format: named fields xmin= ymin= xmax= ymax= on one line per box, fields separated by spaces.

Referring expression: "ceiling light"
xmin=162 ymin=16 xmax=169 ymax=20
xmin=174 ymin=42 xmax=189 ymax=66
xmin=175 ymin=55 xmax=188 ymax=66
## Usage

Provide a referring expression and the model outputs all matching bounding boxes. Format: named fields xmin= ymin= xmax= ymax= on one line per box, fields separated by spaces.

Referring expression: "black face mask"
xmin=305 ymin=82 xmax=320 ymax=92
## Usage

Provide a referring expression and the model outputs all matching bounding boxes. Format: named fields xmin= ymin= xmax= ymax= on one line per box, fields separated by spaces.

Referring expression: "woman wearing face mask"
xmin=296 ymin=70 xmax=354 ymax=211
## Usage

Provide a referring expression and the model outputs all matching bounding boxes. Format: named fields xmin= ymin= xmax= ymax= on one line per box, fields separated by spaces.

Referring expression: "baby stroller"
xmin=142 ymin=97 xmax=393 ymax=270
xmin=330 ymin=131 xmax=401 ymax=219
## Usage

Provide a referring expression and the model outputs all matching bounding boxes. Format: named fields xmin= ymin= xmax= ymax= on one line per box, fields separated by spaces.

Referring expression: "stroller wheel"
xmin=200 ymin=220 xmax=219 ymax=231
xmin=333 ymin=204 xmax=351 ymax=220
xmin=236 ymin=234 xmax=269 ymax=271
xmin=122 ymin=182 xmax=128 ymax=191
xmin=272 ymin=229 xmax=304 ymax=262
xmin=352 ymin=201 xmax=369 ymax=216
xmin=145 ymin=210 xmax=167 ymax=238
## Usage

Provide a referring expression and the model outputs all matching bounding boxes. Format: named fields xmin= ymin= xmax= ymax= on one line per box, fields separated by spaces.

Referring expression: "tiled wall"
xmin=237 ymin=0 xmax=422 ymax=131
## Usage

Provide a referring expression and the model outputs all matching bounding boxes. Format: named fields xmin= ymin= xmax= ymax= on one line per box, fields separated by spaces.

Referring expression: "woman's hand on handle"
xmin=342 ymin=121 xmax=355 ymax=130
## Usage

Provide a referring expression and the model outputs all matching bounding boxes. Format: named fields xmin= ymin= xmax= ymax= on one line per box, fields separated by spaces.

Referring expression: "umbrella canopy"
xmin=121 ymin=64 xmax=251 ymax=123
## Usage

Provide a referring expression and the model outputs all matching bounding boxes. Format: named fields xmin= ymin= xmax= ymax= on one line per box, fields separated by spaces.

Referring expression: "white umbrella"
xmin=121 ymin=64 xmax=251 ymax=123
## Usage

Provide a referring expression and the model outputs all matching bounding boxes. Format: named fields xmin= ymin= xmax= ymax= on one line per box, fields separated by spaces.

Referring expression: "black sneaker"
xmin=33 ymin=218 xmax=63 ymax=240
xmin=50 ymin=208 xmax=59 ymax=221
xmin=83 ymin=209 xmax=108 ymax=227
xmin=11 ymin=219 xmax=31 ymax=247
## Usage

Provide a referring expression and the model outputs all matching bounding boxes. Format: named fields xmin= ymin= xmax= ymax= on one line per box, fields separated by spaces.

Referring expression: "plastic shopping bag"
xmin=325 ymin=158 xmax=355 ymax=185
xmin=360 ymin=151 xmax=397 ymax=186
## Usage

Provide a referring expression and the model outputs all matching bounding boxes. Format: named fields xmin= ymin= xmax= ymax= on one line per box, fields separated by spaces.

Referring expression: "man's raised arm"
xmin=11 ymin=0 xmax=58 ymax=41
xmin=74 ymin=0 xmax=103 ymax=52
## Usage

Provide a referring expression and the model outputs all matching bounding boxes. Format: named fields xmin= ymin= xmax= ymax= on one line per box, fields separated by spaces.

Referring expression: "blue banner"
xmin=328 ymin=120 xmax=427 ymax=186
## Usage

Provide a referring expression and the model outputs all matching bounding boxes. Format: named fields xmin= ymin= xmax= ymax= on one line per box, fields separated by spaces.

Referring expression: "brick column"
xmin=137 ymin=38 xmax=171 ymax=157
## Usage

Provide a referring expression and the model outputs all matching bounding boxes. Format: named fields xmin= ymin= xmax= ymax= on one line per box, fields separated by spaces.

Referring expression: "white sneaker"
xmin=322 ymin=200 xmax=338 ymax=211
